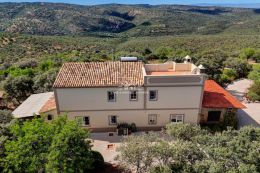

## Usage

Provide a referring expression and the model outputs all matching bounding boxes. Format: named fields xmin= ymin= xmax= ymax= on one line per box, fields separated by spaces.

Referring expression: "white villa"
xmin=13 ymin=58 xmax=245 ymax=132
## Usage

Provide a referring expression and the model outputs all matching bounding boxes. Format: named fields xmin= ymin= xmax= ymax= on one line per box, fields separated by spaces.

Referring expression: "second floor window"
xmin=130 ymin=90 xmax=138 ymax=101
xmin=149 ymin=90 xmax=158 ymax=101
xmin=108 ymin=91 xmax=116 ymax=102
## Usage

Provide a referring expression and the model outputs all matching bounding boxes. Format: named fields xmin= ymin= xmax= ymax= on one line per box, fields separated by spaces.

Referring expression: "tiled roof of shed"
xmin=53 ymin=62 xmax=144 ymax=88
xmin=203 ymin=80 xmax=245 ymax=109
xmin=39 ymin=96 xmax=56 ymax=113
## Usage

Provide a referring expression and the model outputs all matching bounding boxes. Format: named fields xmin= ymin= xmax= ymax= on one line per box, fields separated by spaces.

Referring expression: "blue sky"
xmin=1 ymin=0 xmax=260 ymax=5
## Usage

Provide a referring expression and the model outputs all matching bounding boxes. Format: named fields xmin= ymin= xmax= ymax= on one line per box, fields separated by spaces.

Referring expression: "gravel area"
xmin=226 ymin=79 xmax=260 ymax=128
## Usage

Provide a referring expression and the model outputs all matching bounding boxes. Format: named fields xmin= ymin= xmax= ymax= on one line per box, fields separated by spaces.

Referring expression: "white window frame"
xmin=109 ymin=115 xmax=118 ymax=125
xmin=76 ymin=116 xmax=90 ymax=126
xmin=170 ymin=114 xmax=184 ymax=123
xmin=149 ymin=90 xmax=158 ymax=101
xmin=129 ymin=90 xmax=138 ymax=101
xmin=148 ymin=114 xmax=157 ymax=125
xmin=107 ymin=91 xmax=116 ymax=102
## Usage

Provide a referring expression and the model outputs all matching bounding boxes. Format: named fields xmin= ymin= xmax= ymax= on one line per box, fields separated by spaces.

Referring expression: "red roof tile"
xmin=40 ymin=96 xmax=56 ymax=113
xmin=53 ymin=62 xmax=144 ymax=88
xmin=203 ymin=80 xmax=245 ymax=109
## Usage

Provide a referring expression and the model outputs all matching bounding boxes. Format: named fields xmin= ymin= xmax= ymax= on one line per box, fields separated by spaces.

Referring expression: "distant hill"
xmin=0 ymin=2 xmax=260 ymax=36
xmin=195 ymin=3 xmax=260 ymax=9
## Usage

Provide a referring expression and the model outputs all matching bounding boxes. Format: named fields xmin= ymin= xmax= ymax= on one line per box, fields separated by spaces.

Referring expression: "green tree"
xmin=33 ymin=68 xmax=58 ymax=93
xmin=0 ymin=110 xmax=14 ymax=172
xmin=220 ymin=68 xmax=237 ymax=84
xmin=248 ymin=64 xmax=260 ymax=82
xmin=166 ymin=123 xmax=207 ymax=141
xmin=2 ymin=118 xmax=52 ymax=172
xmin=117 ymin=124 xmax=260 ymax=173
xmin=224 ymin=57 xmax=251 ymax=78
xmin=3 ymin=76 xmax=34 ymax=104
xmin=0 ymin=110 xmax=12 ymax=124
xmin=241 ymin=48 xmax=256 ymax=61
xmin=46 ymin=117 xmax=93 ymax=173
xmin=248 ymin=81 xmax=260 ymax=101
xmin=156 ymin=47 xmax=173 ymax=59
xmin=1 ymin=116 xmax=95 ymax=172
xmin=196 ymin=50 xmax=228 ymax=80
xmin=116 ymin=133 xmax=157 ymax=173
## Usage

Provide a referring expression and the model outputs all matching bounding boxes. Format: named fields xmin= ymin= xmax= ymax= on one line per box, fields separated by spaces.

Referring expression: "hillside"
xmin=0 ymin=2 xmax=260 ymax=36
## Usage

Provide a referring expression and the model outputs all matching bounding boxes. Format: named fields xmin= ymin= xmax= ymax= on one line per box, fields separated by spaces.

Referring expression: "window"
xmin=148 ymin=114 xmax=157 ymax=125
xmin=76 ymin=116 xmax=90 ymax=126
xmin=170 ymin=114 xmax=184 ymax=123
xmin=130 ymin=90 xmax=138 ymax=101
xmin=83 ymin=116 xmax=90 ymax=126
xmin=108 ymin=91 xmax=116 ymax=102
xmin=149 ymin=90 xmax=158 ymax=101
xmin=47 ymin=114 xmax=53 ymax=121
xmin=109 ymin=115 xmax=118 ymax=125
xmin=207 ymin=111 xmax=221 ymax=122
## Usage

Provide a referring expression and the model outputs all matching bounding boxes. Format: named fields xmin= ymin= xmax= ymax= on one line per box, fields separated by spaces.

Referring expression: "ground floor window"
xmin=148 ymin=114 xmax=157 ymax=125
xmin=76 ymin=116 xmax=90 ymax=126
xmin=47 ymin=114 xmax=53 ymax=121
xmin=207 ymin=111 xmax=221 ymax=122
xmin=170 ymin=114 xmax=184 ymax=123
xmin=109 ymin=115 xmax=118 ymax=125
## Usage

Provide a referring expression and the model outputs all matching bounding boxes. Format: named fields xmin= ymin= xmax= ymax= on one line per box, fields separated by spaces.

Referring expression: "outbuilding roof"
xmin=203 ymin=80 xmax=245 ymax=109
xmin=39 ymin=96 xmax=56 ymax=113
xmin=12 ymin=92 xmax=54 ymax=118
xmin=53 ymin=62 xmax=144 ymax=88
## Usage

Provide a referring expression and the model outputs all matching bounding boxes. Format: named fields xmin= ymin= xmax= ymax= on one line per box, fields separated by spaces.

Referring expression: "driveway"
xmin=226 ymin=79 xmax=260 ymax=128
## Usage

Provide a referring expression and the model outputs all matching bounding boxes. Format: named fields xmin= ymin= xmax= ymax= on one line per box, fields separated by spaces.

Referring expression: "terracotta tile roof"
xmin=203 ymin=80 xmax=245 ymax=109
xmin=53 ymin=62 xmax=144 ymax=88
xmin=39 ymin=96 xmax=56 ymax=113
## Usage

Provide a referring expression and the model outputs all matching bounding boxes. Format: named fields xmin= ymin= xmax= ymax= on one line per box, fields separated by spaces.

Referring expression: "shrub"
xmin=130 ymin=123 xmax=137 ymax=132
xmin=248 ymin=81 xmax=260 ymax=101
xmin=0 ymin=110 xmax=13 ymax=124
xmin=18 ymin=60 xmax=38 ymax=69
xmin=223 ymin=112 xmax=238 ymax=130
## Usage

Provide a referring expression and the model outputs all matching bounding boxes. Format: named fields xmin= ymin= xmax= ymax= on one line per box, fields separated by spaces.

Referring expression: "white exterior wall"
xmin=56 ymin=86 xmax=203 ymax=131
xmin=56 ymin=87 xmax=144 ymax=111
xmin=55 ymin=80 xmax=204 ymax=130
xmin=63 ymin=109 xmax=199 ymax=130
xmin=146 ymin=86 xmax=203 ymax=109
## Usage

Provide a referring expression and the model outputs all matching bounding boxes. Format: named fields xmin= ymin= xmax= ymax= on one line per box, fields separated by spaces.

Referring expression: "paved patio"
xmin=226 ymin=79 xmax=260 ymax=128
xmin=90 ymin=131 xmax=166 ymax=164
xmin=90 ymin=132 xmax=123 ymax=164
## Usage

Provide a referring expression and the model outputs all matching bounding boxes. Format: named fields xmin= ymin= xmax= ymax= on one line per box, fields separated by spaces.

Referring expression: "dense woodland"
xmin=1 ymin=33 xmax=260 ymax=107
